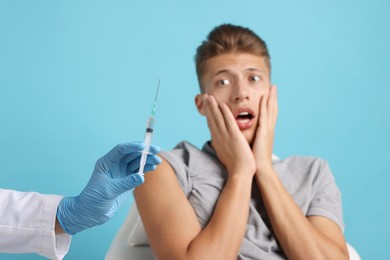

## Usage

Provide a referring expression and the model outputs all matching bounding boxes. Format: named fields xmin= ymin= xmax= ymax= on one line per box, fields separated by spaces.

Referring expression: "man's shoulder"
xmin=172 ymin=141 xmax=200 ymax=152
xmin=275 ymin=155 xmax=327 ymax=167
xmin=161 ymin=141 xmax=202 ymax=158
xmin=160 ymin=141 xmax=222 ymax=175
xmin=160 ymin=141 xmax=205 ymax=167
xmin=274 ymin=155 xmax=330 ymax=181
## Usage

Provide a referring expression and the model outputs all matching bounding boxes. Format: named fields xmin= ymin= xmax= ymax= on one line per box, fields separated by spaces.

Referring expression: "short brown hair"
xmin=195 ymin=24 xmax=271 ymax=92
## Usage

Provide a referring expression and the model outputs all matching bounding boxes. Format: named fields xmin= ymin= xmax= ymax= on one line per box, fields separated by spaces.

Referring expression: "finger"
xmin=108 ymin=142 xmax=145 ymax=162
xmin=270 ymin=85 xmax=278 ymax=128
xmin=219 ymin=102 xmax=240 ymax=134
xmin=203 ymin=95 xmax=219 ymax=133
xmin=259 ymin=94 xmax=268 ymax=130
xmin=268 ymin=86 xmax=276 ymax=128
xmin=123 ymin=145 xmax=160 ymax=164
xmin=145 ymin=154 xmax=162 ymax=165
xmin=148 ymin=144 xmax=161 ymax=155
xmin=143 ymin=164 xmax=157 ymax=173
xmin=203 ymin=95 xmax=220 ymax=138
xmin=122 ymin=151 xmax=142 ymax=164
xmin=126 ymin=153 xmax=161 ymax=174
xmin=127 ymin=159 xmax=141 ymax=173
xmin=205 ymin=95 xmax=227 ymax=135
xmin=209 ymin=95 xmax=227 ymax=133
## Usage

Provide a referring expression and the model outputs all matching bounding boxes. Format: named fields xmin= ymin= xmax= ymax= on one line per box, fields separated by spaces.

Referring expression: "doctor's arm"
xmin=56 ymin=142 xmax=161 ymax=235
xmin=0 ymin=142 xmax=161 ymax=260
xmin=0 ymin=189 xmax=70 ymax=260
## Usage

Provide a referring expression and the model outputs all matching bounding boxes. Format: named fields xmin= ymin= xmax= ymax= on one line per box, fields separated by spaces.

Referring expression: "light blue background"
xmin=1 ymin=0 xmax=389 ymax=259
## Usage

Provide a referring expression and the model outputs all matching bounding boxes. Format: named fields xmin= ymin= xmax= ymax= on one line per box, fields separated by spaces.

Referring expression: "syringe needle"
xmin=151 ymin=79 xmax=160 ymax=116
xmin=155 ymin=79 xmax=160 ymax=104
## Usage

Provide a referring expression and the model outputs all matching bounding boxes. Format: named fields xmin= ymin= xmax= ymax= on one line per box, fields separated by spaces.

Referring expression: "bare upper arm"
xmin=134 ymin=156 xmax=201 ymax=259
xmin=307 ymin=216 xmax=349 ymax=257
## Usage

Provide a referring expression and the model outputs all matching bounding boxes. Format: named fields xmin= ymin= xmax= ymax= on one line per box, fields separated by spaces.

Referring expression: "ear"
xmin=195 ymin=94 xmax=206 ymax=116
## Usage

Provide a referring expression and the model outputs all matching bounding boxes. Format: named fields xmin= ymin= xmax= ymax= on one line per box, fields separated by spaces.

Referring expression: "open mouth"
xmin=236 ymin=111 xmax=254 ymax=121
xmin=235 ymin=110 xmax=255 ymax=130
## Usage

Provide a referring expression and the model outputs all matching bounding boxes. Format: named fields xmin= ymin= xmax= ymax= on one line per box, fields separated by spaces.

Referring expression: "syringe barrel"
xmin=138 ymin=115 xmax=155 ymax=176
xmin=145 ymin=115 xmax=156 ymax=133
xmin=138 ymin=131 xmax=152 ymax=175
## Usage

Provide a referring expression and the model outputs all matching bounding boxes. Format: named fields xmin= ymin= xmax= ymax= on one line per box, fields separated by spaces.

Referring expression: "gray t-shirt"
xmin=160 ymin=141 xmax=344 ymax=260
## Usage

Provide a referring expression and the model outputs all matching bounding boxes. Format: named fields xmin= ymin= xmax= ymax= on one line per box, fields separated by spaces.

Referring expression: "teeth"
xmin=239 ymin=112 xmax=249 ymax=116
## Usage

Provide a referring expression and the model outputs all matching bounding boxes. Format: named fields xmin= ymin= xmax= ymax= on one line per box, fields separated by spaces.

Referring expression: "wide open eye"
xmin=217 ymin=79 xmax=231 ymax=86
xmin=250 ymin=75 xmax=261 ymax=82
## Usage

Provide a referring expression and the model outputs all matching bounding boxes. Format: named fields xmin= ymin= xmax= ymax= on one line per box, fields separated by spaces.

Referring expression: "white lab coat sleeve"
xmin=0 ymin=189 xmax=71 ymax=260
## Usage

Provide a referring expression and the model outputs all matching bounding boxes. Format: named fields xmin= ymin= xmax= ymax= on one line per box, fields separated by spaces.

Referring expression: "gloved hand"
xmin=56 ymin=142 xmax=161 ymax=235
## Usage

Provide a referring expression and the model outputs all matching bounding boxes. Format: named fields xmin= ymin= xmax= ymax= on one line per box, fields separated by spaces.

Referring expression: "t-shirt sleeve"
xmin=160 ymin=148 xmax=191 ymax=196
xmin=307 ymin=160 xmax=345 ymax=232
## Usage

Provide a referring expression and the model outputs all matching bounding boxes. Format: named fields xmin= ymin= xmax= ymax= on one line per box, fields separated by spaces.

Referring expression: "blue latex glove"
xmin=56 ymin=142 xmax=161 ymax=235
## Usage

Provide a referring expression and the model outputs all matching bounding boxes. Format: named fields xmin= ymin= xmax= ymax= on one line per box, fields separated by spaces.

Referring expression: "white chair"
xmin=106 ymin=203 xmax=361 ymax=260
xmin=106 ymin=203 xmax=154 ymax=260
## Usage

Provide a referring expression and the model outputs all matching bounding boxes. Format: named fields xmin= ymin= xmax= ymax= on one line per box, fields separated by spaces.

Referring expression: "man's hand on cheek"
xmin=252 ymin=85 xmax=278 ymax=174
xmin=203 ymin=94 xmax=256 ymax=176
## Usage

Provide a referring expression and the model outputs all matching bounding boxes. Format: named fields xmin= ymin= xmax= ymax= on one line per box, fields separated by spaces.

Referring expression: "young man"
xmin=134 ymin=24 xmax=349 ymax=259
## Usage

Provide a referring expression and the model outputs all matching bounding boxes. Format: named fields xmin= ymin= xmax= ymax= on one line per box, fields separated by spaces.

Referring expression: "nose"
xmin=232 ymin=81 xmax=249 ymax=103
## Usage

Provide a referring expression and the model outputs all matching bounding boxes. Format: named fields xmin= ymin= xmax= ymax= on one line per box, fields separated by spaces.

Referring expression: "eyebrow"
xmin=214 ymin=69 xmax=230 ymax=77
xmin=213 ymin=67 xmax=265 ymax=77
xmin=246 ymin=68 xmax=266 ymax=74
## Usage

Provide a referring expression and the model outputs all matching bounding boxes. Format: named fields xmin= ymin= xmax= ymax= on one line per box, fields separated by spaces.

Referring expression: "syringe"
xmin=138 ymin=79 xmax=160 ymax=176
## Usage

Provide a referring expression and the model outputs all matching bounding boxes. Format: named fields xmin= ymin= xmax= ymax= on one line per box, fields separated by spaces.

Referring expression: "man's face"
xmin=197 ymin=52 xmax=271 ymax=145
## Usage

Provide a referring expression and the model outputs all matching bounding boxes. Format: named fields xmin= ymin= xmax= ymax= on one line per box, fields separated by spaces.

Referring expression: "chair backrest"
xmin=105 ymin=203 xmax=154 ymax=260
